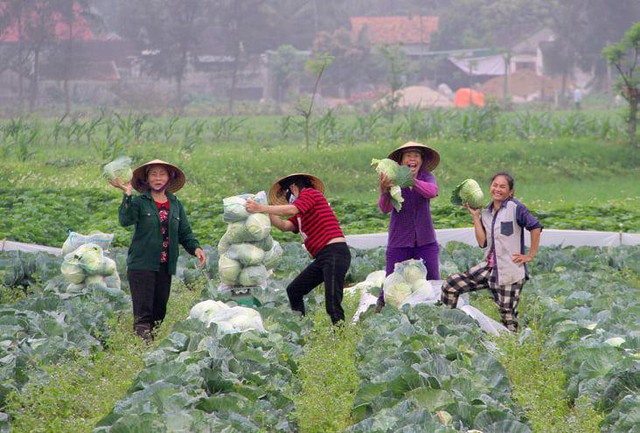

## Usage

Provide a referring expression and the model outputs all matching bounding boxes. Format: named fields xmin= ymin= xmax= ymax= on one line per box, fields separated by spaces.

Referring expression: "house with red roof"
xmin=0 ymin=1 xmax=136 ymax=106
xmin=349 ymin=16 xmax=439 ymax=58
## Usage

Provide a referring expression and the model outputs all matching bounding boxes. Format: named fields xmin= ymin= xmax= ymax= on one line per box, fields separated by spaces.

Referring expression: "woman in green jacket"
xmin=110 ymin=159 xmax=206 ymax=339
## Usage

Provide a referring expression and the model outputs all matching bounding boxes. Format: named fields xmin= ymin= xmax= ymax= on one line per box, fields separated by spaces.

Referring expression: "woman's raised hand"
xmin=379 ymin=173 xmax=393 ymax=193
xmin=109 ymin=179 xmax=132 ymax=196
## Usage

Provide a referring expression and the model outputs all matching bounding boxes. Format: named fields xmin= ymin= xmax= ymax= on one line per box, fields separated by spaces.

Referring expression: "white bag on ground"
xmin=189 ymin=300 xmax=265 ymax=333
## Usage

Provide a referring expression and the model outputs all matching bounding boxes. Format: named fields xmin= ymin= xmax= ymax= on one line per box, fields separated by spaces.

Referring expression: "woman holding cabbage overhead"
xmin=245 ymin=173 xmax=350 ymax=325
xmin=441 ymin=172 xmax=542 ymax=332
xmin=109 ymin=160 xmax=206 ymax=340
xmin=375 ymin=141 xmax=441 ymax=313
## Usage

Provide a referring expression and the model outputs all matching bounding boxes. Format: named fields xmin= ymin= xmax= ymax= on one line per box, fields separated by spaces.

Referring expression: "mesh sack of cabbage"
xmin=222 ymin=191 xmax=267 ymax=223
xmin=59 ymin=242 xmax=123 ymax=298
xmin=188 ymin=299 xmax=265 ymax=333
xmin=382 ymin=259 xmax=439 ymax=307
xmin=217 ymin=192 xmax=283 ymax=290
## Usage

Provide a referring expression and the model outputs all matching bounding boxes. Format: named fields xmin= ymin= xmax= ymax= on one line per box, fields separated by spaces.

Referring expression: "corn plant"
xmin=279 ymin=115 xmax=293 ymax=140
xmin=51 ymin=114 xmax=68 ymax=146
xmin=209 ymin=116 xmax=245 ymax=142
xmin=350 ymin=110 xmax=383 ymax=143
xmin=113 ymin=112 xmax=148 ymax=144
xmin=83 ymin=116 xmax=104 ymax=147
xmin=160 ymin=116 xmax=180 ymax=143
xmin=181 ymin=119 xmax=206 ymax=152
xmin=313 ymin=109 xmax=339 ymax=147
xmin=13 ymin=127 xmax=38 ymax=162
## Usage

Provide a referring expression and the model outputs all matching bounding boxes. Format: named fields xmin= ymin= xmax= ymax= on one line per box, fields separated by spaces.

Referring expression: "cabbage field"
xmin=0 ymin=240 xmax=638 ymax=432
xmin=0 ymin=109 xmax=639 ymax=432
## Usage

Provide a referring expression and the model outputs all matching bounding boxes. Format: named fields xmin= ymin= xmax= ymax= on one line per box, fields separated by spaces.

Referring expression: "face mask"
xmin=286 ymin=189 xmax=296 ymax=203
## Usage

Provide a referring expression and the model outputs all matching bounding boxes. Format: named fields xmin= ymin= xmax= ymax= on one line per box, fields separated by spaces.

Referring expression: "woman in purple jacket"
xmin=376 ymin=141 xmax=441 ymax=312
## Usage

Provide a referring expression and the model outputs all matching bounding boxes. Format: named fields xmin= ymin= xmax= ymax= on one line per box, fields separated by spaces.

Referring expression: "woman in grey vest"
xmin=441 ymin=172 xmax=542 ymax=332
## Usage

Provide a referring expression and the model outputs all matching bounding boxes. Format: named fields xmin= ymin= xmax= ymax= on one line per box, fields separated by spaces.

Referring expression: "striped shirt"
xmin=288 ymin=188 xmax=344 ymax=257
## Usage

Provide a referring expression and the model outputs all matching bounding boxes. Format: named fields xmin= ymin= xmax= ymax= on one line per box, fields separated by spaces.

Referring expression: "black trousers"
xmin=128 ymin=264 xmax=172 ymax=334
xmin=286 ymin=242 xmax=351 ymax=324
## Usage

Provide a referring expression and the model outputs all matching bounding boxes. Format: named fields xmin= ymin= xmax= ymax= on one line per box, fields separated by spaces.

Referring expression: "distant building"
xmin=349 ymin=16 xmax=439 ymax=58
xmin=0 ymin=1 xmax=135 ymax=105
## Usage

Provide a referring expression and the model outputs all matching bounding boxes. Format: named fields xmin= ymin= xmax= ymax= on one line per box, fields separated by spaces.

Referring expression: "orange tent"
xmin=454 ymin=88 xmax=485 ymax=107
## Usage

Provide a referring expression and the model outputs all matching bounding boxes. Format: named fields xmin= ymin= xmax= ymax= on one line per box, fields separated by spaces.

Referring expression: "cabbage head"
xmin=217 ymin=233 xmax=231 ymax=254
xmin=104 ymin=272 xmax=121 ymax=290
xmin=451 ymin=178 xmax=485 ymax=209
xmin=85 ymin=274 xmax=107 ymax=291
xmin=226 ymin=243 xmax=265 ymax=266
xmin=244 ymin=213 xmax=271 ymax=241
xmin=100 ymin=257 xmax=117 ymax=276
xmin=371 ymin=158 xmax=414 ymax=187
xmin=102 ymin=156 xmax=133 ymax=184
xmin=222 ymin=194 xmax=253 ymax=223
xmin=61 ymin=259 xmax=86 ymax=284
xmin=371 ymin=158 xmax=414 ymax=212
xmin=396 ymin=259 xmax=427 ymax=284
xmin=384 ymin=280 xmax=412 ymax=307
xmin=224 ymin=222 xmax=253 ymax=244
xmin=383 ymin=273 xmax=412 ymax=307
xmin=252 ymin=235 xmax=274 ymax=251
xmin=218 ymin=255 xmax=242 ymax=285
xmin=238 ymin=265 xmax=268 ymax=287
xmin=74 ymin=243 xmax=105 ymax=275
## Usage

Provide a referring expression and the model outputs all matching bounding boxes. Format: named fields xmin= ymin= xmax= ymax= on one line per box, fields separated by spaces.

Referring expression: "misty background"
xmin=1 ymin=0 xmax=639 ymax=115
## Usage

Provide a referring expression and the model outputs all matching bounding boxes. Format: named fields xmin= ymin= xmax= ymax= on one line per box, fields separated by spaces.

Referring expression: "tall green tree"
xmin=603 ymin=21 xmax=640 ymax=146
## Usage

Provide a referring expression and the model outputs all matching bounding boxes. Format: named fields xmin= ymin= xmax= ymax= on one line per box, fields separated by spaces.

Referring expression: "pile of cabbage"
xmin=382 ymin=259 xmax=438 ymax=307
xmin=188 ymin=299 xmax=265 ymax=333
xmin=217 ymin=193 xmax=283 ymax=288
xmin=60 ymin=241 xmax=122 ymax=297
xmin=371 ymin=158 xmax=414 ymax=211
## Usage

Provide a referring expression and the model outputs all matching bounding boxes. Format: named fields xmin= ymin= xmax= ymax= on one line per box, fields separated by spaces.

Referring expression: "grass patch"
xmin=293 ymin=292 xmax=362 ymax=433
xmin=495 ymin=324 xmax=604 ymax=433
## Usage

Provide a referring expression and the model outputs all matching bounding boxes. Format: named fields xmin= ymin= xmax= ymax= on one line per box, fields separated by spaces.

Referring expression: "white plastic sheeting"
xmin=1 ymin=240 xmax=62 ymax=256
xmin=345 ymin=228 xmax=640 ymax=249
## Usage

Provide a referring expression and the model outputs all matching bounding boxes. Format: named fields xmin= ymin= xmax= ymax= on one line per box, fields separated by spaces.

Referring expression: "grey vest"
xmin=481 ymin=200 xmax=526 ymax=286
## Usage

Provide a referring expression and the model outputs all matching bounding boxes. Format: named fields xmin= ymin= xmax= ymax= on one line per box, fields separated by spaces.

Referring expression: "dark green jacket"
xmin=118 ymin=191 xmax=200 ymax=275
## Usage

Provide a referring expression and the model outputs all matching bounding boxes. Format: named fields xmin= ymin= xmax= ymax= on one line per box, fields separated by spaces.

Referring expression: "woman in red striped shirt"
xmin=246 ymin=173 xmax=351 ymax=325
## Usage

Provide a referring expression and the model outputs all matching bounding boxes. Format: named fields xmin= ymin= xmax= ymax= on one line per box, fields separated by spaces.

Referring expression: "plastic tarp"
xmin=4 ymin=229 xmax=639 ymax=256
xmin=344 ymin=228 xmax=640 ymax=249
xmin=449 ymin=54 xmax=505 ymax=76
xmin=454 ymin=88 xmax=485 ymax=107
xmin=1 ymin=240 xmax=62 ymax=256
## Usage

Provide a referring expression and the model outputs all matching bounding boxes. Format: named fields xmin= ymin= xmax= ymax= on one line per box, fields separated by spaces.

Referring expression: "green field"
xmin=0 ymin=110 xmax=639 ymax=433
xmin=1 ymin=110 xmax=639 ymax=248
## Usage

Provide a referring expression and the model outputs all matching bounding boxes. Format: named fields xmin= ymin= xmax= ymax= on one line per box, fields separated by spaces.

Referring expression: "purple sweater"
xmin=378 ymin=171 xmax=438 ymax=248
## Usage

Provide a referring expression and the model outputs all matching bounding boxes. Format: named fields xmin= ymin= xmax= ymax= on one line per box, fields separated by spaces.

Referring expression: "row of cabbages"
xmin=217 ymin=193 xmax=283 ymax=288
